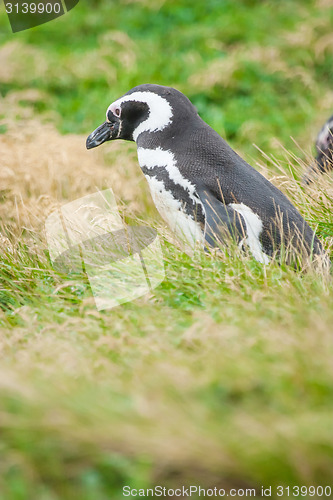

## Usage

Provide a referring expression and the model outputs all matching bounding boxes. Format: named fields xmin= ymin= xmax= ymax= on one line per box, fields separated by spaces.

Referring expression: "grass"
xmin=0 ymin=0 xmax=333 ymax=499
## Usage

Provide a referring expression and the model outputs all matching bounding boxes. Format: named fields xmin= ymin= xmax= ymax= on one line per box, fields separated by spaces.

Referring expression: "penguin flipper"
xmin=197 ymin=189 xmax=246 ymax=248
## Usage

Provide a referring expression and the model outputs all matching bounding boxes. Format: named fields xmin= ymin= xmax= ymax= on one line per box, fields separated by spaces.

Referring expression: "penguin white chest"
xmin=137 ymin=147 xmax=204 ymax=249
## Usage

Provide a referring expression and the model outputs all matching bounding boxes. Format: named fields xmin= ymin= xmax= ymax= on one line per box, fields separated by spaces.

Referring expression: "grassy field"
xmin=0 ymin=0 xmax=333 ymax=499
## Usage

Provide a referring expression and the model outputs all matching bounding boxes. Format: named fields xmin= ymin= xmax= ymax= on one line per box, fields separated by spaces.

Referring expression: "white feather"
xmin=108 ymin=91 xmax=173 ymax=141
xmin=144 ymin=175 xmax=204 ymax=251
xmin=229 ymin=203 xmax=270 ymax=264
xmin=137 ymin=147 xmax=199 ymax=200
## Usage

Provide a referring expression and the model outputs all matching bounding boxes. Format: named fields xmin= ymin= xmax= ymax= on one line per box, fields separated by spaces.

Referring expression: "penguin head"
xmin=303 ymin=114 xmax=333 ymax=184
xmin=315 ymin=115 xmax=333 ymax=172
xmin=86 ymin=84 xmax=198 ymax=149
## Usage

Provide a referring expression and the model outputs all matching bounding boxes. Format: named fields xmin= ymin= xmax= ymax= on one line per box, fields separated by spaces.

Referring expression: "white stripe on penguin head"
xmin=107 ymin=91 xmax=173 ymax=142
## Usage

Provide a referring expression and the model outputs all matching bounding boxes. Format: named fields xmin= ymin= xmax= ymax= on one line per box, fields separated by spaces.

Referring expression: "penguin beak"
xmin=86 ymin=120 xmax=119 ymax=149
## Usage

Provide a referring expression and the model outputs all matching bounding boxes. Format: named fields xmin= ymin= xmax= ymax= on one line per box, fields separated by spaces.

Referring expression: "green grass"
xmin=1 ymin=0 xmax=333 ymax=156
xmin=0 ymin=232 xmax=332 ymax=499
xmin=0 ymin=0 xmax=333 ymax=498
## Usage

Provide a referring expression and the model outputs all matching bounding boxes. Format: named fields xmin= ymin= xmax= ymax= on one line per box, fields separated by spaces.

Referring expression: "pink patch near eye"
xmin=107 ymin=103 xmax=121 ymax=120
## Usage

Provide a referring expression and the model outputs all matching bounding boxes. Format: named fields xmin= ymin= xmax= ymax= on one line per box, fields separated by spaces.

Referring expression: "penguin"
xmin=86 ymin=84 xmax=324 ymax=265
xmin=303 ymin=114 xmax=333 ymax=185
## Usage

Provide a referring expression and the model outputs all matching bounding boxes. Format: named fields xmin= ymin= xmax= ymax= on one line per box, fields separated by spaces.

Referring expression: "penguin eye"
xmin=107 ymin=105 xmax=121 ymax=122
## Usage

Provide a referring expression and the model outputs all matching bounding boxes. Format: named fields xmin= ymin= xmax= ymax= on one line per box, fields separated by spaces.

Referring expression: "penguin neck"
xmin=135 ymin=130 xmax=173 ymax=150
xmin=135 ymin=113 xmax=203 ymax=150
